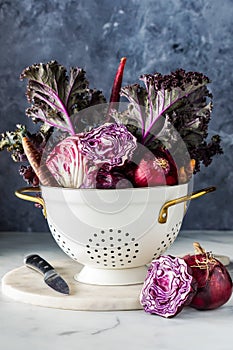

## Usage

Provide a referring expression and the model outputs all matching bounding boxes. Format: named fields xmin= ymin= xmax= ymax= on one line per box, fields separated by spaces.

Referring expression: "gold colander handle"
xmin=15 ymin=187 xmax=47 ymax=218
xmin=158 ymin=186 xmax=216 ymax=224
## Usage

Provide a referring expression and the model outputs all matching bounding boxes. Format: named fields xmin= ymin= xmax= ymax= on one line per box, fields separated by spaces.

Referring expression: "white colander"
xmin=15 ymin=184 xmax=215 ymax=285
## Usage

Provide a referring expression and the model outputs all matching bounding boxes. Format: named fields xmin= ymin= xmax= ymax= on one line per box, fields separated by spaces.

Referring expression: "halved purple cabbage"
xmin=140 ymin=255 xmax=197 ymax=318
xmin=78 ymin=123 xmax=137 ymax=167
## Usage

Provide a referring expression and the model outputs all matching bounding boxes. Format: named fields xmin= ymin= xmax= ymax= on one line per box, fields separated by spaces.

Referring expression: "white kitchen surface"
xmin=0 ymin=230 xmax=233 ymax=350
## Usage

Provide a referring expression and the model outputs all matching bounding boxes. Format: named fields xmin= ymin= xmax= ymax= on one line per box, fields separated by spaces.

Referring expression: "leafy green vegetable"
xmin=20 ymin=60 xmax=106 ymax=135
xmin=0 ymin=124 xmax=27 ymax=162
xmin=0 ymin=61 xmax=107 ymax=186
xmin=117 ymin=69 xmax=222 ymax=172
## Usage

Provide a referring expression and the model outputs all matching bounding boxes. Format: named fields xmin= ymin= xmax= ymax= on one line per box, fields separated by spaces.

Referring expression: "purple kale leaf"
xmin=120 ymin=69 xmax=222 ymax=172
xmin=20 ymin=61 xmax=106 ymax=135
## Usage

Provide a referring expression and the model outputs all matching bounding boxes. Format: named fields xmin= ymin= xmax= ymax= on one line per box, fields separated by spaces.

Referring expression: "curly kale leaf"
xmin=121 ymin=69 xmax=211 ymax=144
xmin=0 ymin=124 xmax=28 ymax=162
xmin=119 ymin=69 xmax=222 ymax=171
xmin=20 ymin=61 xmax=106 ymax=134
xmin=0 ymin=123 xmax=53 ymax=161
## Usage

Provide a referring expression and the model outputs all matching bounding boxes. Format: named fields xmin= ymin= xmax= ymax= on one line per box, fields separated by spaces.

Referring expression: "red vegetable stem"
xmin=107 ymin=57 xmax=127 ymax=119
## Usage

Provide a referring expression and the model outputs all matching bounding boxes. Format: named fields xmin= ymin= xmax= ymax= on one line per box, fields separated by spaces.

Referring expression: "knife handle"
xmin=24 ymin=254 xmax=54 ymax=275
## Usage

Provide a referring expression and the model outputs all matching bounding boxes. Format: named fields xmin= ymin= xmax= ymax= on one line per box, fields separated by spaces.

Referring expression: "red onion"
xmin=134 ymin=149 xmax=178 ymax=187
xmin=183 ymin=242 xmax=233 ymax=310
xmin=140 ymin=255 xmax=197 ymax=318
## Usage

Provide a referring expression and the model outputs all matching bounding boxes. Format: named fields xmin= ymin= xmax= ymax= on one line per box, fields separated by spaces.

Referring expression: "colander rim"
xmin=40 ymin=182 xmax=189 ymax=192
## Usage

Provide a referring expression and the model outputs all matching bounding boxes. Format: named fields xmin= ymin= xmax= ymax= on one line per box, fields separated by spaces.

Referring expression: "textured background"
xmin=0 ymin=0 xmax=232 ymax=232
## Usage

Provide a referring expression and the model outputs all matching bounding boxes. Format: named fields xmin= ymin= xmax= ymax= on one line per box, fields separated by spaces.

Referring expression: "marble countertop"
xmin=0 ymin=230 xmax=233 ymax=350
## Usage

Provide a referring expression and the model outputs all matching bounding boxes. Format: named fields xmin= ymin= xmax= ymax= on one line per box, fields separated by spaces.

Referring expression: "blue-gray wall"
xmin=0 ymin=0 xmax=232 ymax=232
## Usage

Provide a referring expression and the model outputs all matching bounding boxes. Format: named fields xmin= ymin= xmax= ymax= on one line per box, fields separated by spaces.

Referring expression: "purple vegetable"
xmin=78 ymin=123 xmax=137 ymax=167
xmin=19 ymin=165 xmax=39 ymax=186
xmin=121 ymin=69 xmax=211 ymax=145
xmin=46 ymin=136 xmax=87 ymax=188
xmin=140 ymin=255 xmax=197 ymax=318
xmin=46 ymin=123 xmax=137 ymax=188
xmin=120 ymin=69 xmax=222 ymax=172
xmin=20 ymin=61 xmax=106 ymax=135
xmin=183 ymin=242 xmax=233 ymax=310
xmin=96 ymin=163 xmax=133 ymax=189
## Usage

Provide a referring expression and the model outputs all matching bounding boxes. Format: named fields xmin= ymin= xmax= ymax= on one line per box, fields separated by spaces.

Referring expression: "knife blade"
xmin=24 ymin=254 xmax=70 ymax=295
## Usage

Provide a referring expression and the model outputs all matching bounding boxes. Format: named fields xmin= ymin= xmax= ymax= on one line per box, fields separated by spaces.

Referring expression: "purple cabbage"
xmin=140 ymin=255 xmax=197 ymax=318
xmin=78 ymin=123 xmax=137 ymax=167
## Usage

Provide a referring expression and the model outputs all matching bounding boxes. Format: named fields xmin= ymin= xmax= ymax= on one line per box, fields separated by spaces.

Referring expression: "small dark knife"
xmin=24 ymin=254 xmax=70 ymax=295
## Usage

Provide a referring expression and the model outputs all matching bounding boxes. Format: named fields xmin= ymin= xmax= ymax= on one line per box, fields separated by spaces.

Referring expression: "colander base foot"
xmin=75 ymin=265 xmax=148 ymax=286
